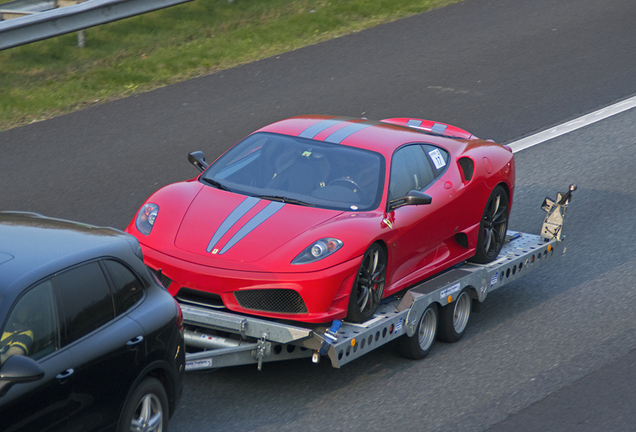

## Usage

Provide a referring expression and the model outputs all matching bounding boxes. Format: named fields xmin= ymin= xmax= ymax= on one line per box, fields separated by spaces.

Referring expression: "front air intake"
xmin=149 ymin=267 xmax=173 ymax=289
xmin=176 ymin=287 xmax=226 ymax=309
xmin=235 ymin=289 xmax=308 ymax=314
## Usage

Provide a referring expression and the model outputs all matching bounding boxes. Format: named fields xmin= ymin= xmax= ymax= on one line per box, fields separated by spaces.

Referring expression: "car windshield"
xmin=201 ymin=132 xmax=385 ymax=211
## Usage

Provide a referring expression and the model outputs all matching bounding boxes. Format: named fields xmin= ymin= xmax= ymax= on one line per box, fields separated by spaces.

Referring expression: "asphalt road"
xmin=1 ymin=0 xmax=636 ymax=430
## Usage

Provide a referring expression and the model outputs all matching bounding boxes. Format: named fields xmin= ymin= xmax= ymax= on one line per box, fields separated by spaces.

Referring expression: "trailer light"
xmin=389 ymin=324 xmax=394 ymax=333
xmin=547 ymin=245 xmax=552 ymax=252
xmin=351 ymin=339 xmax=356 ymax=347
xmin=448 ymin=295 xmax=453 ymax=303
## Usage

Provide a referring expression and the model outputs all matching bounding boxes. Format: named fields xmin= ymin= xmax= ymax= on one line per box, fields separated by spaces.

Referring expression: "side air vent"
xmin=455 ymin=232 xmax=469 ymax=249
xmin=458 ymin=157 xmax=474 ymax=182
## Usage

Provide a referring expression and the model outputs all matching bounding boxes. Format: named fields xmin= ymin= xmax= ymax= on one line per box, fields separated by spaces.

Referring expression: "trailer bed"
xmin=181 ymin=229 xmax=566 ymax=370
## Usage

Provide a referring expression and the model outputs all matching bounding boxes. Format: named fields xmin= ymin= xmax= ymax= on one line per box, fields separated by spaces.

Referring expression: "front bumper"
xmin=140 ymin=244 xmax=362 ymax=324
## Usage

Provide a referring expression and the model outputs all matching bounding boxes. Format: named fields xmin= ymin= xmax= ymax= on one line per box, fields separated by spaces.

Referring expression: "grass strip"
xmin=0 ymin=0 xmax=462 ymax=131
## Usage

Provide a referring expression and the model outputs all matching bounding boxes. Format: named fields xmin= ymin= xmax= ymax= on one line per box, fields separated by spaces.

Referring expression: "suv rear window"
xmin=53 ymin=262 xmax=114 ymax=345
xmin=103 ymin=260 xmax=144 ymax=315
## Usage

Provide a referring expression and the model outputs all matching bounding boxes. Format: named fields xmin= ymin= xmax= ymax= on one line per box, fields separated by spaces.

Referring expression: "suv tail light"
xmin=174 ymin=299 xmax=184 ymax=329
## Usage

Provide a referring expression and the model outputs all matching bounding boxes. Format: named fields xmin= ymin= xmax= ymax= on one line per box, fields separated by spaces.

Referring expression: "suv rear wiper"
xmin=254 ymin=195 xmax=314 ymax=207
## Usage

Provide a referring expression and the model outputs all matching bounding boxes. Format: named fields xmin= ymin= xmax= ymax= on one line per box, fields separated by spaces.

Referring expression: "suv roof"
xmin=0 ymin=212 xmax=140 ymax=294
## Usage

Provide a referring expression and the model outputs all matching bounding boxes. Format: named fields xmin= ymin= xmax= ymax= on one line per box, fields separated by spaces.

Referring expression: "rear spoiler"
xmin=380 ymin=118 xmax=477 ymax=140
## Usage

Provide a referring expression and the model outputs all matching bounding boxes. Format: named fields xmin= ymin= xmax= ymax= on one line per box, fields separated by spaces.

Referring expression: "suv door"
xmin=0 ymin=280 xmax=75 ymax=432
xmin=52 ymin=261 xmax=145 ymax=431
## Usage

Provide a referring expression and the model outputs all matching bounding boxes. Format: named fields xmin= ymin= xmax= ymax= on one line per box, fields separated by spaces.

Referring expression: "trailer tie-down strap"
xmin=319 ymin=320 xmax=342 ymax=355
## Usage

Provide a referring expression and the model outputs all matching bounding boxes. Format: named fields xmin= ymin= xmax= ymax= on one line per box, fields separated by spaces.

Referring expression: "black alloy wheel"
xmin=346 ymin=244 xmax=387 ymax=323
xmin=118 ymin=377 xmax=169 ymax=432
xmin=470 ymin=185 xmax=509 ymax=264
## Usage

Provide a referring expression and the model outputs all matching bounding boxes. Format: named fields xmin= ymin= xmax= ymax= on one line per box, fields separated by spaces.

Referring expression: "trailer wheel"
xmin=437 ymin=290 xmax=471 ymax=343
xmin=470 ymin=185 xmax=509 ymax=264
xmin=399 ymin=304 xmax=438 ymax=360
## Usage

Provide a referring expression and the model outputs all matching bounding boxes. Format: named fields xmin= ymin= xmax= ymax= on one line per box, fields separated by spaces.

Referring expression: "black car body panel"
xmin=0 ymin=212 xmax=184 ymax=432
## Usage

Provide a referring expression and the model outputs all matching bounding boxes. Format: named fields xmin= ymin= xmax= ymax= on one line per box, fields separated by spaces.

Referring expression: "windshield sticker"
xmin=302 ymin=151 xmax=312 ymax=157
xmin=429 ymin=149 xmax=446 ymax=170
xmin=350 ymin=205 xmax=358 ymax=210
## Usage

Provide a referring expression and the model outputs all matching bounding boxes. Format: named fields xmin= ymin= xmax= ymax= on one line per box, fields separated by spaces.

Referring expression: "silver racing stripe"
xmin=324 ymin=123 xmax=372 ymax=144
xmin=298 ymin=118 xmax=344 ymax=139
xmin=219 ymin=201 xmax=285 ymax=255
xmin=206 ymin=196 xmax=260 ymax=253
xmin=431 ymin=123 xmax=448 ymax=134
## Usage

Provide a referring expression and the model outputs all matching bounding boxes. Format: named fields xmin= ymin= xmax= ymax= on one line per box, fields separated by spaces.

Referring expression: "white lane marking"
xmin=507 ymin=95 xmax=636 ymax=153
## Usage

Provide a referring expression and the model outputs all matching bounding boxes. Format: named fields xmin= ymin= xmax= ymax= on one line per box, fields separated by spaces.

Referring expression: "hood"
xmin=174 ymin=186 xmax=343 ymax=265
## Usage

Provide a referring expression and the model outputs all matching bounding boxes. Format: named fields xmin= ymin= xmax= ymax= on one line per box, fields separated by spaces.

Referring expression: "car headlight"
xmin=292 ymin=238 xmax=343 ymax=264
xmin=136 ymin=203 xmax=159 ymax=235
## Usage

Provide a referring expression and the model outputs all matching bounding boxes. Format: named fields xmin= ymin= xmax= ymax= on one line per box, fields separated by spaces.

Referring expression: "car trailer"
xmin=181 ymin=185 xmax=576 ymax=371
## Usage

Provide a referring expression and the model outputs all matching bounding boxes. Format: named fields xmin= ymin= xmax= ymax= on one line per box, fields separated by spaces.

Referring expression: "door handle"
xmin=126 ymin=335 xmax=144 ymax=346
xmin=56 ymin=368 xmax=74 ymax=380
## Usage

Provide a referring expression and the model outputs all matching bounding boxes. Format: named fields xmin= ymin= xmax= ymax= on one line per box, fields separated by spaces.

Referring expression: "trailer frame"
xmin=181 ymin=187 xmax=574 ymax=371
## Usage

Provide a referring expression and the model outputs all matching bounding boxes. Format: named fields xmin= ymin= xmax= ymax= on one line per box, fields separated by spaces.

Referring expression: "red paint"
xmin=126 ymin=115 xmax=515 ymax=323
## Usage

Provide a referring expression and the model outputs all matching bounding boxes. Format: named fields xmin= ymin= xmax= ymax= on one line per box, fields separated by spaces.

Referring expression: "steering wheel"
xmin=328 ymin=177 xmax=363 ymax=195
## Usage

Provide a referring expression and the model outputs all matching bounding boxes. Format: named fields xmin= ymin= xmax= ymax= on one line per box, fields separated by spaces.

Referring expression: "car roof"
xmin=257 ymin=115 xmax=468 ymax=156
xmin=0 ymin=212 xmax=135 ymax=296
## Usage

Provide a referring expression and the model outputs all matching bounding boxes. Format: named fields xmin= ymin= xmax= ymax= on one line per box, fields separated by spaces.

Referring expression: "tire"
xmin=346 ymin=244 xmax=387 ymax=323
xmin=398 ymin=304 xmax=438 ymax=360
xmin=118 ymin=377 xmax=169 ymax=432
xmin=470 ymin=185 xmax=509 ymax=264
xmin=437 ymin=290 xmax=471 ymax=343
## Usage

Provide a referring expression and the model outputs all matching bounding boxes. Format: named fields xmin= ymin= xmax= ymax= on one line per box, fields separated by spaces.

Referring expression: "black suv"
xmin=0 ymin=212 xmax=185 ymax=432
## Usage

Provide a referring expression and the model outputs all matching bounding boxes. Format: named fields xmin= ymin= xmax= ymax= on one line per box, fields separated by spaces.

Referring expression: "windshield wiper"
xmin=200 ymin=177 xmax=230 ymax=191
xmin=254 ymin=195 xmax=314 ymax=207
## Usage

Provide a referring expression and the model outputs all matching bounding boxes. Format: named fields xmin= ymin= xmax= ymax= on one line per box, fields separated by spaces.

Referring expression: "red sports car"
xmin=126 ymin=115 xmax=514 ymax=323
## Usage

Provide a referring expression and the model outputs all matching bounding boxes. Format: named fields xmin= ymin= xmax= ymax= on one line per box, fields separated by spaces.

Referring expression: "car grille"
xmin=149 ymin=267 xmax=173 ymax=289
xmin=234 ymin=289 xmax=308 ymax=314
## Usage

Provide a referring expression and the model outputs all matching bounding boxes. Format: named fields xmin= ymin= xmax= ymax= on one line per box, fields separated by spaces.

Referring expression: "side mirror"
xmin=388 ymin=190 xmax=432 ymax=211
xmin=188 ymin=151 xmax=209 ymax=173
xmin=0 ymin=355 xmax=44 ymax=397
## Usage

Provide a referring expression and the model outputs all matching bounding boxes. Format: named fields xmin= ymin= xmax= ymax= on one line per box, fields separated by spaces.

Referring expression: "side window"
xmin=0 ymin=280 xmax=59 ymax=364
xmin=53 ymin=262 xmax=115 ymax=346
xmin=389 ymin=145 xmax=436 ymax=200
xmin=423 ymin=144 xmax=450 ymax=177
xmin=103 ymin=260 xmax=144 ymax=315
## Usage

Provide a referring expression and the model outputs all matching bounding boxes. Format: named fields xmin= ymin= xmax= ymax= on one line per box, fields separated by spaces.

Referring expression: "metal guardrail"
xmin=0 ymin=0 xmax=194 ymax=50
xmin=0 ymin=0 xmax=57 ymax=18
